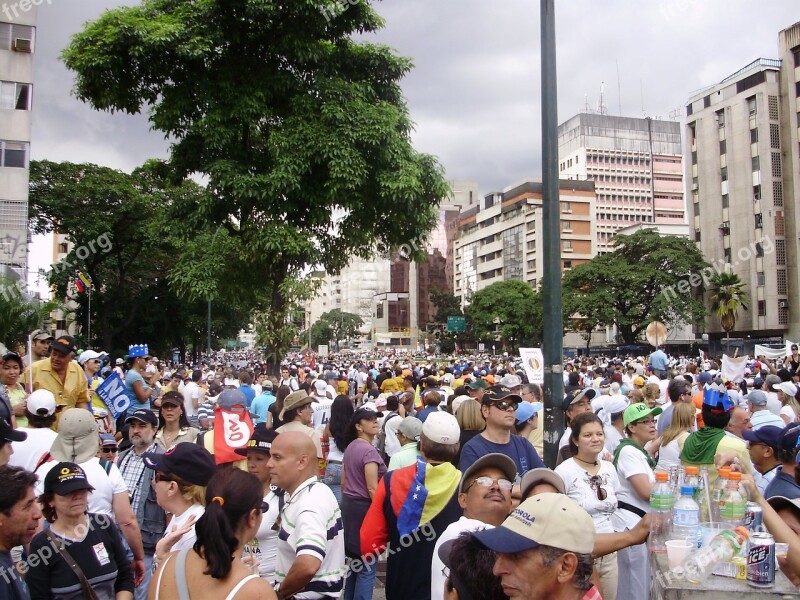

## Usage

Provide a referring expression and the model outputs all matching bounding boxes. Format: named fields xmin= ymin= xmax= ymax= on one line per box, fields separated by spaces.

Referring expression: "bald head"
xmin=267 ymin=431 xmax=319 ymax=494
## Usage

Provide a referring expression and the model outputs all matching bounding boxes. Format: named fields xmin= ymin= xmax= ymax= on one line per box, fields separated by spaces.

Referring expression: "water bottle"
xmin=684 ymin=465 xmax=700 ymax=489
xmin=649 ymin=471 xmax=673 ymax=553
xmin=695 ymin=466 xmax=711 ymax=522
xmin=673 ymin=484 xmax=700 ymax=546
xmin=720 ymin=472 xmax=746 ymax=530
xmin=673 ymin=465 xmax=686 ymax=500
xmin=682 ymin=527 xmax=749 ymax=583
xmin=711 ymin=467 xmax=731 ymax=522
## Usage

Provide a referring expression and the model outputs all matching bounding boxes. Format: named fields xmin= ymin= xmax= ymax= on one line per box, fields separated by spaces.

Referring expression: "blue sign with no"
xmin=95 ymin=373 xmax=134 ymax=419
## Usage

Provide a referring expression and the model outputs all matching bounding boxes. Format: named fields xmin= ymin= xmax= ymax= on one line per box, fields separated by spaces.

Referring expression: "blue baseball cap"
xmin=515 ymin=401 xmax=542 ymax=426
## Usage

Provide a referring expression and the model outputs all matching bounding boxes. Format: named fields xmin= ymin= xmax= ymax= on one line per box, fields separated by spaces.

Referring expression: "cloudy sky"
xmin=27 ymin=0 xmax=800 ymax=283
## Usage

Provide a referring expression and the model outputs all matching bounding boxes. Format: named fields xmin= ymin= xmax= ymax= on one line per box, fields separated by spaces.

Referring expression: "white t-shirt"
xmin=243 ymin=489 xmax=281 ymax=579
xmin=35 ymin=457 xmax=128 ymax=516
xmin=780 ymin=405 xmax=797 ymax=424
xmin=657 ymin=432 xmax=690 ymax=471
xmin=327 ymin=438 xmax=344 ymax=462
xmin=430 ymin=517 xmax=490 ymax=600
xmin=558 ymin=427 xmax=572 ymax=449
xmin=611 ymin=444 xmax=655 ymax=531
xmin=766 ymin=392 xmax=782 ymax=416
xmin=603 ymin=425 xmax=623 ymax=456
xmin=182 ymin=381 xmax=200 ymax=418
xmin=555 ymin=458 xmax=620 ymax=534
xmin=168 ymin=503 xmax=206 ymax=553
xmin=383 ymin=412 xmax=403 ymax=457
xmin=9 ymin=427 xmax=57 ymax=472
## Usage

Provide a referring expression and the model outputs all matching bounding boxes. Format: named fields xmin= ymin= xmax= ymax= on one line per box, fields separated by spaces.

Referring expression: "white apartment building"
xmin=686 ymin=56 xmax=790 ymax=340
xmin=453 ymin=179 xmax=596 ymax=307
xmin=558 ymin=113 xmax=685 ymax=254
xmin=0 ymin=11 xmax=35 ymax=282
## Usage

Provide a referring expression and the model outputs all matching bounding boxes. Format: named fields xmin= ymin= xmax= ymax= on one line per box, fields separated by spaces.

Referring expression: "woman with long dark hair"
xmin=268 ymin=385 xmax=291 ymax=430
xmin=323 ymin=395 xmax=354 ymax=503
xmin=150 ymin=468 xmax=276 ymax=599
xmin=340 ymin=408 xmax=386 ymax=600
xmin=155 ymin=392 xmax=200 ymax=450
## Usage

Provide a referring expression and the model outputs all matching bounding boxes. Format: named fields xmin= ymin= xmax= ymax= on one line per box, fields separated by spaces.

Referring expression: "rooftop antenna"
xmin=668 ymin=107 xmax=682 ymax=121
xmin=616 ymin=60 xmax=622 ymax=116
xmin=584 ymin=93 xmax=590 ymax=114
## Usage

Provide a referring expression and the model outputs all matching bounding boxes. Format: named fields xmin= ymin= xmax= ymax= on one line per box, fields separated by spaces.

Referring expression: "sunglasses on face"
xmin=489 ymin=400 xmax=518 ymax=411
xmin=153 ymin=473 xmax=174 ymax=484
xmin=101 ymin=447 xmax=118 ymax=454
xmin=467 ymin=476 xmax=514 ymax=491
xmin=588 ymin=475 xmax=608 ymax=501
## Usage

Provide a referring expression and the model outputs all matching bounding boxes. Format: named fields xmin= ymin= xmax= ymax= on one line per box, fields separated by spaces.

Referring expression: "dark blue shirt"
xmin=0 ymin=551 xmax=28 ymax=600
xmin=459 ymin=434 xmax=546 ymax=482
xmin=415 ymin=406 xmax=439 ymax=423
xmin=764 ymin=467 xmax=800 ymax=500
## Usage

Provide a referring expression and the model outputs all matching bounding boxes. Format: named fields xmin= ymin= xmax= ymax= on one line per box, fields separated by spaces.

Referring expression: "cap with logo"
xmin=482 ymin=385 xmax=522 ymax=406
xmin=234 ymin=428 xmax=279 ymax=456
xmin=473 ymin=493 xmax=595 ymax=554
xmin=622 ymin=402 xmax=663 ymax=427
xmin=459 ymin=453 xmax=517 ymax=494
xmin=143 ymin=443 xmax=216 ymax=486
xmin=125 ymin=409 xmax=158 ymax=427
xmin=100 ymin=433 xmax=117 ymax=448
xmin=422 ymin=411 xmax=460 ymax=445
xmin=50 ymin=335 xmax=78 ymax=356
xmin=44 ymin=462 xmax=95 ymax=495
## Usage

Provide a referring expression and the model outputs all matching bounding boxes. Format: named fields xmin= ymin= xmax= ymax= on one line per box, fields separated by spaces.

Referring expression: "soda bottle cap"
xmin=733 ymin=526 xmax=750 ymax=541
xmin=655 ymin=471 xmax=669 ymax=481
xmin=719 ymin=467 xmax=731 ymax=477
xmin=729 ymin=471 xmax=742 ymax=481
xmin=680 ymin=484 xmax=695 ymax=496
xmin=685 ymin=466 xmax=699 ymax=475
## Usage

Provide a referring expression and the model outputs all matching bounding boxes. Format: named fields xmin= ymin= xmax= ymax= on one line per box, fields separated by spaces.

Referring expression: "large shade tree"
xmin=62 ymin=0 xmax=449 ymax=366
xmin=562 ymin=229 xmax=710 ymax=345
xmin=467 ymin=280 xmax=542 ymax=351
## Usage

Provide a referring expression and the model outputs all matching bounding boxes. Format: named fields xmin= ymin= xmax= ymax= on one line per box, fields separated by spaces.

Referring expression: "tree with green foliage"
xmin=305 ymin=320 xmax=334 ymax=350
xmin=467 ymin=280 xmax=542 ymax=351
xmin=0 ymin=280 xmax=59 ymax=353
xmin=304 ymin=309 xmax=364 ymax=351
xmin=62 ymin=0 xmax=450 ymax=367
xmin=28 ymin=160 xmax=247 ymax=359
xmin=429 ymin=288 xmax=463 ymax=353
xmin=562 ymin=229 xmax=710 ymax=346
xmin=708 ymin=271 xmax=748 ymax=342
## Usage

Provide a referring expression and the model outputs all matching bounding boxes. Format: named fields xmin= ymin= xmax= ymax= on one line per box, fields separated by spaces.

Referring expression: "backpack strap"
xmin=34 ymin=451 xmax=52 ymax=472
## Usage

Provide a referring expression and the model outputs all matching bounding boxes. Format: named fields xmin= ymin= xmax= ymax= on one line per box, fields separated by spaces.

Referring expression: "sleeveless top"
xmin=154 ymin=548 xmax=259 ymax=600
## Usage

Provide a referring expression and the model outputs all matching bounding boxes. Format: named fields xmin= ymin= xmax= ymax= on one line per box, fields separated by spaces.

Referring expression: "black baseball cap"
xmin=234 ymin=429 xmax=279 ymax=456
xmin=124 ymin=409 xmax=158 ymax=427
xmin=481 ymin=385 xmax=522 ymax=405
xmin=50 ymin=335 xmax=78 ymax=356
xmin=562 ymin=388 xmax=598 ymax=412
xmin=144 ymin=443 xmax=216 ymax=486
xmin=44 ymin=462 xmax=95 ymax=495
xmin=0 ymin=419 xmax=26 ymax=443
xmin=160 ymin=392 xmax=183 ymax=408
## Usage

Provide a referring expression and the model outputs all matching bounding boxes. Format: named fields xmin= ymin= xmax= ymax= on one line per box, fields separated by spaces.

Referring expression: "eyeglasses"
xmin=101 ymin=447 xmax=118 ymax=453
xmin=680 ymin=391 xmax=692 ymax=397
xmin=467 ymin=476 xmax=514 ymax=491
xmin=489 ymin=400 xmax=518 ymax=411
xmin=635 ymin=418 xmax=656 ymax=425
xmin=588 ymin=475 xmax=608 ymax=501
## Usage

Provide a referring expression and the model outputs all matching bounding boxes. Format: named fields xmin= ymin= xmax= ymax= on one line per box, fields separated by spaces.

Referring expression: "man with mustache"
xmin=431 ymin=453 xmax=515 ymax=600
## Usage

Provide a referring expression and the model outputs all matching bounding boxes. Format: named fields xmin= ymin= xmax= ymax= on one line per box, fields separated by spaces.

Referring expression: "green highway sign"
xmin=447 ymin=316 xmax=466 ymax=332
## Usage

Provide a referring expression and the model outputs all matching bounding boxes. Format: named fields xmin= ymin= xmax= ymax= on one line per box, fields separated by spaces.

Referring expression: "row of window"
xmin=0 ymin=23 xmax=34 ymax=53
xmin=0 ymin=140 xmax=27 ymax=168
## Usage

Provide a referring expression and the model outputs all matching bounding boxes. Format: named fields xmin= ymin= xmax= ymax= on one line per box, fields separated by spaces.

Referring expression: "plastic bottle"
xmin=696 ymin=466 xmax=712 ymax=522
xmin=719 ymin=472 xmax=746 ymax=530
xmin=649 ymin=471 xmax=673 ymax=553
xmin=711 ymin=467 xmax=731 ymax=522
xmin=682 ymin=527 xmax=749 ymax=583
xmin=673 ymin=484 xmax=701 ymax=545
xmin=684 ymin=466 xmax=700 ymax=490
xmin=673 ymin=465 xmax=685 ymax=500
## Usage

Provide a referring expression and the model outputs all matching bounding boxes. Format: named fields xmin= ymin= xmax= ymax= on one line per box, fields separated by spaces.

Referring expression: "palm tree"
xmin=708 ymin=272 xmax=748 ymax=351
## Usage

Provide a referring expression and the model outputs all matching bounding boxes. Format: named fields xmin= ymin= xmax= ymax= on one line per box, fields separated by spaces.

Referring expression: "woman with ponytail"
xmin=150 ymin=467 xmax=276 ymax=599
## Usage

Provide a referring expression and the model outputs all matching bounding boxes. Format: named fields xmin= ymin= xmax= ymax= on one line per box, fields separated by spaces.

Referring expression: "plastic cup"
xmin=666 ymin=539 xmax=694 ymax=570
xmin=775 ymin=542 xmax=789 ymax=559
xmin=698 ymin=522 xmax=721 ymax=547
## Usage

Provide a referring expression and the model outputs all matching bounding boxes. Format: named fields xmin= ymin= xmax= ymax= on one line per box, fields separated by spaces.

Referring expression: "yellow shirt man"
xmin=24 ymin=358 xmax=89 ymax=411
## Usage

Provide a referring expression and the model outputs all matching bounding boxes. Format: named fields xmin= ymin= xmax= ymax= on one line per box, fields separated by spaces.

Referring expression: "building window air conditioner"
xmin=719 ymin=222 xmax=730 ymax=234
xmin=691 ymin=183 xmax=699 ymax=191
xmin=779 ymin=299 xmax=789 ymax=309
xmin=12 ymin=38 xmax=31 ymax=53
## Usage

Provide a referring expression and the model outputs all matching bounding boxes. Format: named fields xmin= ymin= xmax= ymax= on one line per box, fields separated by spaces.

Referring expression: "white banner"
xmin=754 ymin=344 xmax=792 ymax=361
xmin=519 ymin=347 xmax=544 ymax=385
xmin=721 ymin=354 xmax=747 ymax=384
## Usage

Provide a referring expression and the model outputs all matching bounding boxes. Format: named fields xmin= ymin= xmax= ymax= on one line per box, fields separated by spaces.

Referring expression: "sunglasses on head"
xmin=489 ymin=400 xmax=518 ymax=411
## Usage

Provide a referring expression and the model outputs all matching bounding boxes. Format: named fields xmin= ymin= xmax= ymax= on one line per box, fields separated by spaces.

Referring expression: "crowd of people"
xmin=3 ymin=332 xmax=800 ymax=598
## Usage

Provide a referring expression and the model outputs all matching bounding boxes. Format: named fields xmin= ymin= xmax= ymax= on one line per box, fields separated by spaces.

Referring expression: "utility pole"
xmin=541 ymin=0 xmax=565 ymax=468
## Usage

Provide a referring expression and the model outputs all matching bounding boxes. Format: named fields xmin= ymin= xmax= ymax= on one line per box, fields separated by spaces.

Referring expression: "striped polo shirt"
xmin=274 ymin=476 xmax=345 ymax=599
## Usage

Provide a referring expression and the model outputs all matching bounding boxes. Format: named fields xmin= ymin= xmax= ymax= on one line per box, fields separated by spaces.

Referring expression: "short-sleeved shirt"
xmin=387 ymin=442 xmax=420 ymax=472
xmin=751 ymin=409 xmax=784 ymax=430
xmin=459 ymin=434 xmax=545 ymax=482
xmin=343 ymin=440 xmax=386 ymax=499
xmin=36 ymin=458 xmax=128 ymax=516
xmin=250 ymin=393 xmax=275 ymax=425
xmin=555 ymin=458 xmax=620 ymax=534
xmin=124 ymin=369 xmax=150 ymax=411
xmin=764 ymin=467 xmax=800 ymax=500
xmin=274 ymin=477 xmax=346 ymax=598
xmin=25 ymin=359 xmax=90 ymax=410
xmin=243 ymin=489 xmax=281 ymax=580
xmin=611 ymin=445 xmax=654 ymax=530
xmin=182 ymin=381 xmax=200 ymax=418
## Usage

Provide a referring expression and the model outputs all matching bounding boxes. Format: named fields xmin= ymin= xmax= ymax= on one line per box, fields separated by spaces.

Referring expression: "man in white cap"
xmin=8 ymin=389 xmax=59 ymax=472
xmin=473 ymin=493 xmax=601 ymax=600
xmin=362 ymin=411 xmax=464 ymax=600
xmin=431 ymin=453 xmax=515 ymax=600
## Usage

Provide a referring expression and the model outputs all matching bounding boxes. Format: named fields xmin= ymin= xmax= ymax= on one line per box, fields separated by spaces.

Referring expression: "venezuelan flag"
xmin=394 ymin=457 xmax=461 ymax=537
xmin=78 ymin=272 xmax=91 ymax=289
xmin=74 ymin=278 xmax=86 ymax=293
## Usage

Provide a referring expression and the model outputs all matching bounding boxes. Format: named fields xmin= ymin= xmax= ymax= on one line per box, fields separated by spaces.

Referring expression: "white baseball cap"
xmin=422 ymin=411 xmax=460 ymax=445
xmin=77 ymin=350 xmax=105 ymax=365
xmin=27 ymin=389 xmax=58 ymax=416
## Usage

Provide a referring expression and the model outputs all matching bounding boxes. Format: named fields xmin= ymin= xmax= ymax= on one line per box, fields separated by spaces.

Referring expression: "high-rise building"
xmin=0 ymin=10 xmax=35 ymax=282
xmin=453 ymin=179 xmax=596 ymax=307
xmin=558 ymin=113 xmax=685 ymax=253
xmin=779 ymin=22 xmax=800 ymax=339
xmin=686 ymin=54 xmax=790 ymax=340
